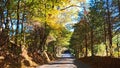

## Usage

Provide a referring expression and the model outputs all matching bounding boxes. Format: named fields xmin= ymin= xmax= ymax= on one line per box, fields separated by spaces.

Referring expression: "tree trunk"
xmin=5 ymin=0 xmax=10 ymax=46
xmin=53 ymin=44 xmax=56 ymax=57
xmin=39 ymin=3 xmax=49 ymax=52
xmin=43 ymin=51 xmax=50 ymax=62
xmin=21 ymin=6 xmax=26 ymax=45
xmin=15 ymin=0 xmax=20 ymax=45
xmin=75 ymin=47 xmax=79 ymax=59
xmin=0 ymin=3 xmax=3 ymax=29
xmin=117 ymin=34 xmax=119 ymax=57
xmin=118 ymin=0 xmax=120 ymax=58
xmin=104 ymin=17 xmax=108 ymax=56
xmin=106 ymin=0 xmax=113 ymax=56
xmin=85 ymin=34 xmax=88 ymax=57
xmin=91 ymin=28 xmax=94 ymax=56
xmin=118 ymin=0 xmax=120 ymax=14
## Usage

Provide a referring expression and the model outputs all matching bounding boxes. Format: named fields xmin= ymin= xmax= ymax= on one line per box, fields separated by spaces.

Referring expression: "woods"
xmin=0 ymin=0 xmax=120 ymax=68
xmin=70 ymin=0 xmax=120 ymax=58
xmin=0 ymin=0 xmax=72 ymax=67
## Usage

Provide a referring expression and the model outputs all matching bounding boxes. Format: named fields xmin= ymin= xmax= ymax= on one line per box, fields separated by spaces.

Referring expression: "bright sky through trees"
xmin=65 ymin=0 xmax=90 ymax=31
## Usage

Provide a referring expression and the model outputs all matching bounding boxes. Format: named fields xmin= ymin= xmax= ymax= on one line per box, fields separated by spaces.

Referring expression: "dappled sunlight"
xmin=0 ymin=0 xmax=120 ymax=68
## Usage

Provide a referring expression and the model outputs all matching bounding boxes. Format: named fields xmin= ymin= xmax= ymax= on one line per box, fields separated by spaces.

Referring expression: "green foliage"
xmin=52 ymin=27 xmax=72 ymax=47
xmin=70 ymin=0 xmax=120 ymax=58
xmin=94 ymin=43 xmax=106 ymax=56
xmin=112 ymin=34 xmax=120 ymax=44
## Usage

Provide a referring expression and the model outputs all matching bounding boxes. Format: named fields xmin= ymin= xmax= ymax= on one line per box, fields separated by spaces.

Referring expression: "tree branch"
xmin=60 ymin=5 xmax=82 ymax=11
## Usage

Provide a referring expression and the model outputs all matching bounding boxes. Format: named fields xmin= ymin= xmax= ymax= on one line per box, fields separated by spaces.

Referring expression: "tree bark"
xmin=15 ymin=0 xmax=20 ymax=45
xmin=117 ymin=35 xmax=119 ymax=57
xmin=85 ymin=33 xmax=88 ymax=57
xmin=106 ymin=0 xmax=113 ymax=56
xmin=118 ymin=0 xmax=120 ymax=14
xmin=75 ymin=47 xmax=79 ymax=59
xmin=0 ymin=2 xmax=3 ymax=29
xmin=104 ymin=17 xmax=108 ymax=56
xmin=118 ymin=0 xmax=120 ymax=58
xmin=21 ymin=6 xmax=26 ymax=45
xmin=90 ymin=27 xmax=94 ymax=57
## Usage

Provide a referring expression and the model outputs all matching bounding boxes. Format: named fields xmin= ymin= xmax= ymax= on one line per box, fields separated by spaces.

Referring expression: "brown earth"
xmin=0 ymin=43 xmax=55 ymax=68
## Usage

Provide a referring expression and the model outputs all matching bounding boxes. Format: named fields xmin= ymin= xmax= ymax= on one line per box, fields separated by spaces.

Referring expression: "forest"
xmin=0 ymin=0 xmax=120 ymax=68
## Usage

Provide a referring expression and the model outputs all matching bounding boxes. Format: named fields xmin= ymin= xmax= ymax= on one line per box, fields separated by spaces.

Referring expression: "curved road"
xmin=36 ymin=54 xmax=90 ymax=68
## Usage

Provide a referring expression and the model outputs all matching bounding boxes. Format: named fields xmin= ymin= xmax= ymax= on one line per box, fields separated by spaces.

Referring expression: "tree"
xmin=70 ymin=0 xmax=120 ymax=57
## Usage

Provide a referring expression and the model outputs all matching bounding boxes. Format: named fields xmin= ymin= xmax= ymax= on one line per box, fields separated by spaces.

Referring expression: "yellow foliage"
xmin=31 ymin=17 xmax=42 ymax=22
xmin=47 ymin=9 xmax=60 ymax=15
xmin=46 ymin=9 xmax=63 ymax=30
xmin=47 ymin=22 xmax=62 ymax=30
xmin=31 ymin=16 xmax=62 ymax=30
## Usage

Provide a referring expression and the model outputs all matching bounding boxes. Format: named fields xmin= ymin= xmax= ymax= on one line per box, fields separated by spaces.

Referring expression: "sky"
xmin=86 ymin=0 xmax=90 ymax=3
xmin=65 ymin=0 xmax=90 ymax=31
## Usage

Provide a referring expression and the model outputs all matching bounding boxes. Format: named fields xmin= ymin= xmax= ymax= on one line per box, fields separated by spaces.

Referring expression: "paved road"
xmin=36 ymin=54 xmax=90 ymax=68
xmin=36 ymin=58 xmax=76 ymax=68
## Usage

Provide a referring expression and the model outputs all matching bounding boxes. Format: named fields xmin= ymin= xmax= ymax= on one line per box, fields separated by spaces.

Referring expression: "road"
xmin=36 ymin=54 xmax=90 ymax=68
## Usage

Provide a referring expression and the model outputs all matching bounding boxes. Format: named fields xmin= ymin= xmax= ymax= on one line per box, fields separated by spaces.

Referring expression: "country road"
xmin=36 ymin=54 xmax=90 ymax=68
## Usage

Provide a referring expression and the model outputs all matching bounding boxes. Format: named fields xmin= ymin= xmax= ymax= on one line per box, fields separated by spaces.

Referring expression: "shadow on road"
xmin=48 ymin=56 xmax=91 ymax=68
xmin=48 ymin=62 xmax=73 ymax=65
xmin=36 ymin=52 xmax=91 ymax=68
xmin=74 ymin=59 xmax=91 ymax=68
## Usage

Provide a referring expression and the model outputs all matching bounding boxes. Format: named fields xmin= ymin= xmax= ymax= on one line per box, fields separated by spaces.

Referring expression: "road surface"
xmin=36 ymin=53 xmax=90 ymax=68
